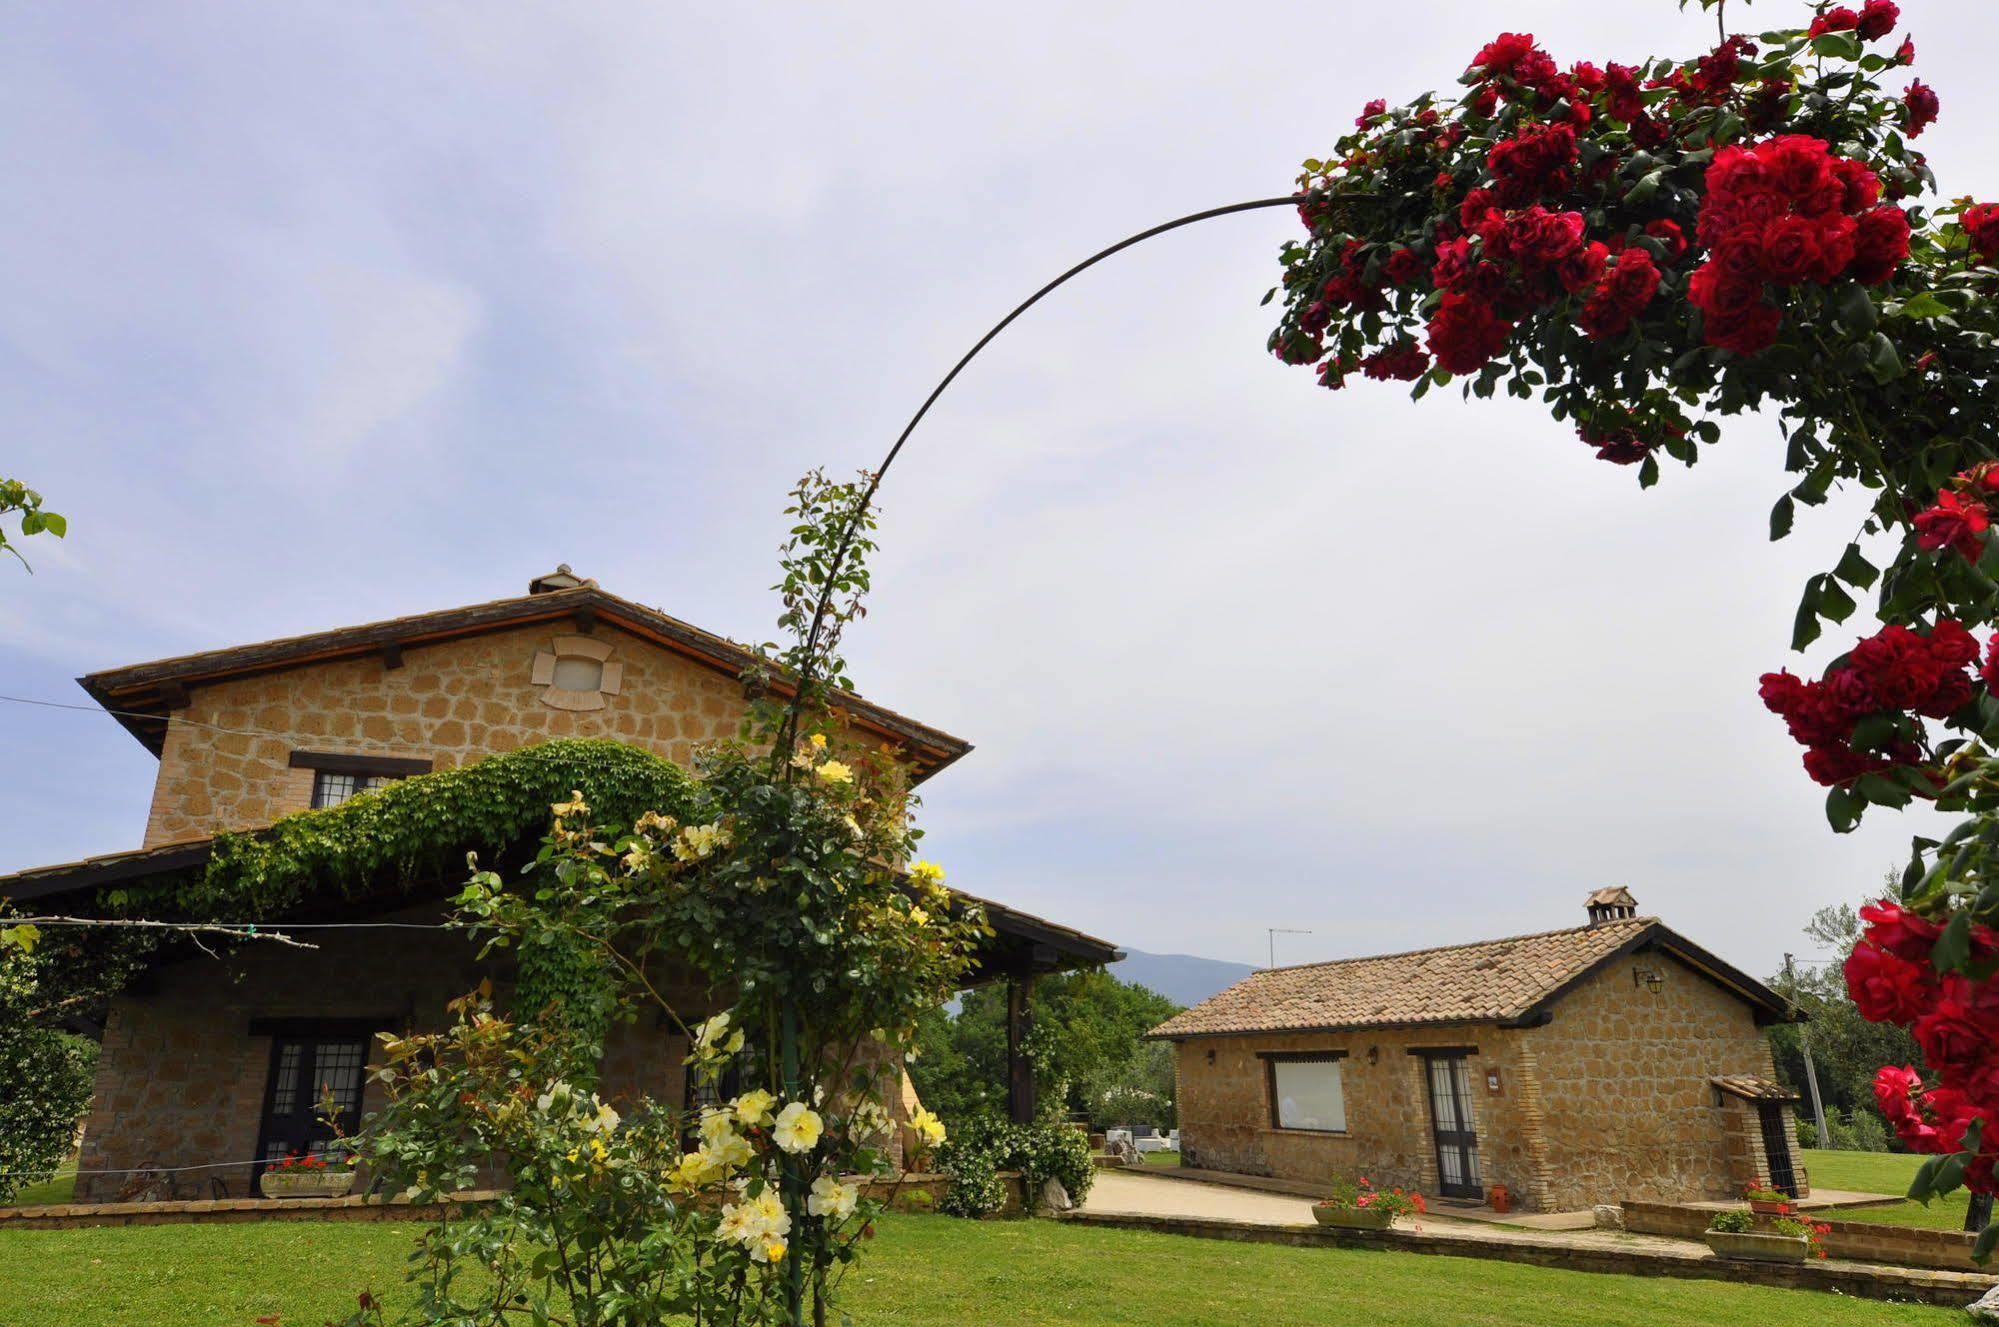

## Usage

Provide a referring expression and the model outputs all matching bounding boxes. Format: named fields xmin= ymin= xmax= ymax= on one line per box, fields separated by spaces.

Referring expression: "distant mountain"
xmin=1112 ymin=949 xmax=1258 ymax=1008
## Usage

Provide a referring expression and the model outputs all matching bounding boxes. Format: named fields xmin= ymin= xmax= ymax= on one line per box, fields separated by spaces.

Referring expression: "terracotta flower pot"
xmin=258 ymin=1169 xmax=356 ymax=1200
xmin=1488 ymin=1184 xmax=1513 ymax=1214
xmin=1312 ymin=1205 xmax=1394 ymax=1230
xmin=1747 ymin=1197 xmax=1792 ymax=1216
xmin=1704 ymin=1230 xmax=1808 ymax=1263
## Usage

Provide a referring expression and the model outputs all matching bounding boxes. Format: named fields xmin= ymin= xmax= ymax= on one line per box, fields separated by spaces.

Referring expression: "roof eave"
xmin=75 ymin=586 xmax=973 ymax=781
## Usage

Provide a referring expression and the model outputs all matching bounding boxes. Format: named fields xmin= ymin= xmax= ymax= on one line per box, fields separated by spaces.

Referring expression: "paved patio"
xmin=1083 ymin=1171 xmax=1666 ymax=1249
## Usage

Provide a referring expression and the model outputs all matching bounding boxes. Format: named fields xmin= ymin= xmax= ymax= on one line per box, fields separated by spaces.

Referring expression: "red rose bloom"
xmin=1356 ymin=97 xmax=1387 ymax=128
xmin=1904 ymin=80 xmax=1939 ymax=137
xmin=1914 ymin=491 xmax=1991 ymax=562
xmin=1963 ymin=204 xmax=1999 ymax=262
xmin=1849 ymin=205 xmax=1911 ymax=284
xmin=1860 ymin=900 xmax=1945 ymax=963
xmin=1914 ymin=1001 xmax=1999 ymax=1073
xmin=1846 ymin=941 xmax=1935 ymax=1023
xmin=1431 ymin=237 xmax=1473 ymax=290
xmin=1383 ymin=247 xmax=1423 ymax=286
xmin=1929 ymin=619 xmax=1981 ymax=669
xmin=1809 ymin=7 xmax=1859 ymax=36
xmin=1604 ymin=62 xmax=1644 ymax=122
xmin=1511 ymin=207 xmax=1586 ymax=264
xmin=1578 ymin=248 xmax=1660 ymax=339
xmin=1360 ymin=340 xmax=1430 ymax=381
xmin=1759 ymin=670 xmax=1808 ymax=715
xmin=1896 ymin=35 xmax=1916 ymax=64
xmin=1558 ymin=240 xmax=1610 ymax=294
xmin=1834 ymin=158 xmax=1884 ymax=212
xmin=1759 ymin=215 xmax=1823 ymax=285
xmin=1643 ymin=219 xmax=1687 ymax=261
xmin=1856 ymin=0 xmax=1899 ymax=40
xmin=1702 ymin=299 xmax=1782 ymax=356
xmin=1424 ymin=292 xmax=1512 ymax=373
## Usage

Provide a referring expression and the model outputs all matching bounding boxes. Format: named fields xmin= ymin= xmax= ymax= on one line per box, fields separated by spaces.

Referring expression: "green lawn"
xmin=10 ymin=1161 xmax=78 ymax=1207
xmin=1804 ymin=1149 xmax=1974 ymax=1231
xmin=0 ymin=1213 xmax=1959 ymax=1327
xmin=1135 ymin=1149 xmax=1180 ymax=1167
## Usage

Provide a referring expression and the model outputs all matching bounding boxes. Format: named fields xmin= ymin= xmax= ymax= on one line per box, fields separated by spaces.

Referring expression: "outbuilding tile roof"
xmin=1148 ymin=917 xmax=1659 ymax=1039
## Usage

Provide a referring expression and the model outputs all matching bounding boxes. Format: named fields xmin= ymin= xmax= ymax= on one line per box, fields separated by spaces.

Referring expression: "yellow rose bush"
xmin=338 ymin=472 xmax=987 ymax=1327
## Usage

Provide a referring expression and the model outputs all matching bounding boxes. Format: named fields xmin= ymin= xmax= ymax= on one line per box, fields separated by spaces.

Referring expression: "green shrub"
xmin=936 ymin=1118 xmax=1095 ymax=1218
xmin=1823 ymin=1106 xmax=1889 ymax=1153
xmin=1707 ymin=1209 xmax=1755 ymax=1234
xmin=1795 ymin=1119 xmax=1818 ymax=1149
xmin=0 ymin=1025 xmax=95 ymax=1205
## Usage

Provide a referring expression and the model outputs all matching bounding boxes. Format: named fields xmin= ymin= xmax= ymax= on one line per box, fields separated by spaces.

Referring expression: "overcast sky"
xmin=2 ymin=1 xmax=1990 ymax=982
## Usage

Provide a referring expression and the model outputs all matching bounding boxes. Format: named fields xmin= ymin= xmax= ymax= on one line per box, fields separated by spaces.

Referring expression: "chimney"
xmin=1585 ymin=886 xmax=1638 ymax=927
xmin=529 ymin=564 xmax=596 ymax=595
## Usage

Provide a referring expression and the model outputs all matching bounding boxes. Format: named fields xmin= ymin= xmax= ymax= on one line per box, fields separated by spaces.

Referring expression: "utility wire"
xmin=0 ymin=691 xmax=436 ymax=751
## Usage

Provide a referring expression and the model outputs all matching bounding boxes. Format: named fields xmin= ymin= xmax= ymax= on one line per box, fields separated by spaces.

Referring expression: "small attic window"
xmin=531 ymin=634 xmax=623 ymax=712
xmin=550 ymin=656 xmax=605 ymax=692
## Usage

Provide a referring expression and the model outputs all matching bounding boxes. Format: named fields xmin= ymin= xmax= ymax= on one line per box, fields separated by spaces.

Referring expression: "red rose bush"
xmin=1273 ymin=0 xmax=1999 ymax=1252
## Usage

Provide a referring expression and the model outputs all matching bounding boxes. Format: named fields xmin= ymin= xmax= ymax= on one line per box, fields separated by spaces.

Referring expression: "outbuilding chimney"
xmin=529 ymin=564 xmax=596 ymax=595
xmin=1585 ymin=886 xmax=1639 ymax=927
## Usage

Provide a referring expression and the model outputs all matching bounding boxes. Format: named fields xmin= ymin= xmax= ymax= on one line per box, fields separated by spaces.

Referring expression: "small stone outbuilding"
xmin=1149 ymin=888 xmax=1806 ymax=1212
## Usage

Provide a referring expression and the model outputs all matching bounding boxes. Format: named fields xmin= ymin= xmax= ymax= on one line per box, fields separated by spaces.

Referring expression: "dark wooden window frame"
xmin=288 ymin=751 xmax=435 ymax=777
xmin=1257 ymin=1050 xmax=1349 ymax=1133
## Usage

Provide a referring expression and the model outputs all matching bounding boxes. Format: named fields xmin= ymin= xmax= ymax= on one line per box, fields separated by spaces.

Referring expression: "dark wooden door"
xmin=1424 ymin=1054 xmax=1483 ymax=1201
xmin=253 ymin=1034 xmax=367 ymax=1184
xmin=1758 ymin=1102 xmax=1799 ymax=1197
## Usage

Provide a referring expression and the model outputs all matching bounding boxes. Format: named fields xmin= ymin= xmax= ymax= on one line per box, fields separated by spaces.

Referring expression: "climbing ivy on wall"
xmin=21 ymin=739 xmax=701 ymax=1027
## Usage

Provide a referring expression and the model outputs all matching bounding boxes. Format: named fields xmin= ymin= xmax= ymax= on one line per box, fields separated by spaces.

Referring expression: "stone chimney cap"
xmin=1585 ymin=886 xmax=1639 ymax=926
xmin=529 ymin=564 xmax=597 ymax=595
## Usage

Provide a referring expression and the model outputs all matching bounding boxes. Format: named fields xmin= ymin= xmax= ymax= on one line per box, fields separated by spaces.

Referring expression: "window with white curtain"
xmin=1270 ymin=1057 xmax=1347 ymax=1132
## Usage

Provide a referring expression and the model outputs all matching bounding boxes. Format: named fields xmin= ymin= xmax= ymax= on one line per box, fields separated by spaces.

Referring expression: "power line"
xmin=0 ymin=691 xmax=418 ymax=750
xmin=15 ymin=917 xmax=453 ymax=932
xmin=0 ymin=1158 xmax=272 ymax=1180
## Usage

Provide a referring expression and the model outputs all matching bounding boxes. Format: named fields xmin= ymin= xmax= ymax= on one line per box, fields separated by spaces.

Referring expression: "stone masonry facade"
xmin=1173 ymin=951 xmax=1785 ymax=1211
xmin=142 ymin=621 xmax=758 ymax=846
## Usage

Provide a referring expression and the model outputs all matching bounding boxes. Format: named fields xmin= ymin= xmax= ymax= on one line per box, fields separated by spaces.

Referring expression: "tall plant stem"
xmin=772 ymin=194 xmax=1307 ymax=754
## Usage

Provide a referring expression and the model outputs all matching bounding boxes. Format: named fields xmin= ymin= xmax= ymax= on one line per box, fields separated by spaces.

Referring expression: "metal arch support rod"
xmin=782 ymin=193 xmax=1311 ymax=736
xmin=866 ymin=194 xmax=1305 ymax=488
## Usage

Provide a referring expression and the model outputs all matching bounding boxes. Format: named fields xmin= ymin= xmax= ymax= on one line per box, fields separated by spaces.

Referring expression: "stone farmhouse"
xmin=0 ymin=569 xmax=1117 ymax=1202
xmin=1149 ymin=888 xmax=1806 ymax=1213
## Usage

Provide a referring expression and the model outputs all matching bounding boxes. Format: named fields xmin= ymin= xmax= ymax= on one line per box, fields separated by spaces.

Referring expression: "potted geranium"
xmin=257 ymin=1150 xmax=356 ymax=1200
xmin=1312 ymin=1176 xmax=1424 ymax=1230
xmin=1744 ymin=1185 xmax=1793 ymax=1217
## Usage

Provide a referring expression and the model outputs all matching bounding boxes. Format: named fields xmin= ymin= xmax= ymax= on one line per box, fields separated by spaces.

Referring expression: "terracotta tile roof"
xmin=1148 ymin=918 xmax=1660 ymax=1039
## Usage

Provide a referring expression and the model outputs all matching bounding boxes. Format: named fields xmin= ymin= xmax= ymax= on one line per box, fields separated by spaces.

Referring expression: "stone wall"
xmin=1171 ymin=1025 xmax=1543 ymax=1204
xmin=1528 ymin=951 xmax=1778 ymax=1210
xmin=1624 ymin=1199 xmax=1983 ymax=1273
xmin=142 ymin=621 xmax=758 ymax=846
xmin=71 ymin=901 xmax=726 ymax=1203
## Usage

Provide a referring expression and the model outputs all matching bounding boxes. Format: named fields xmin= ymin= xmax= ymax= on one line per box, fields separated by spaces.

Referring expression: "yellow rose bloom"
xmin=814 ymin=760 xmax=854 ymax=786
xmin=772 ymin=1101 xmax=824 ymax=1154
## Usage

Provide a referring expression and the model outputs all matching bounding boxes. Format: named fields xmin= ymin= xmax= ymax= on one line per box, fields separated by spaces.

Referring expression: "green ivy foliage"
xmin=24 ymin=740 xmax=700 ymax=1029
xmin=180 ymin=738 xmax=702 ymax=918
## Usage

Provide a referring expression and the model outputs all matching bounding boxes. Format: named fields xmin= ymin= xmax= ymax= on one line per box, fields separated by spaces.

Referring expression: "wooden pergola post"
xmin=1006 ymin=971 xmax=1037 ymax=1125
